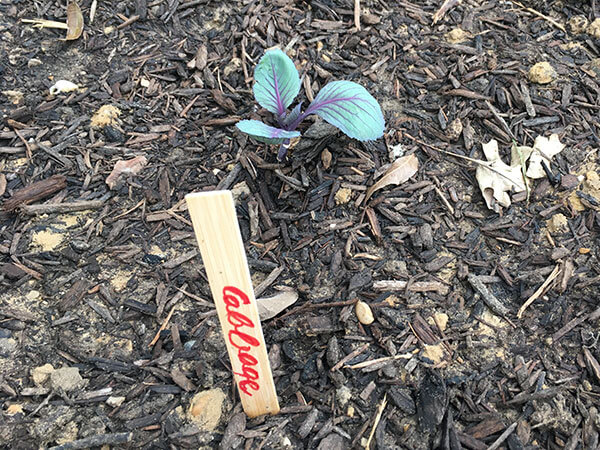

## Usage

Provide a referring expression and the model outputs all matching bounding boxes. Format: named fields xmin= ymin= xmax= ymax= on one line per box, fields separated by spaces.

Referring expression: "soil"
xmin=1 ymin=0 xmax=600 ymax=449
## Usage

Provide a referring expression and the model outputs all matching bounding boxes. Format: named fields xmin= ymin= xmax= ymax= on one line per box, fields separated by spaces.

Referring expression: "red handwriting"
xmin=223 ymin=286 xmax=261 ymax=396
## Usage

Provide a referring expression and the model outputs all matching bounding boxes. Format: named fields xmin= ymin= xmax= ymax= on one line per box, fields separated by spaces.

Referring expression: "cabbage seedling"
xmin=236 ymin=49 xmax=385 ymax=161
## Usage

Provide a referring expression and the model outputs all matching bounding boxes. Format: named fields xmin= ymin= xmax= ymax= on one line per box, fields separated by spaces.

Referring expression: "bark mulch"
xmin=1 ymin=0 xmax=600 ymax=448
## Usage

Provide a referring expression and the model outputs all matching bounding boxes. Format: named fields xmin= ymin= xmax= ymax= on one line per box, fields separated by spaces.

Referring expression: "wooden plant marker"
xmin=185 ymin=191 xmax=280 ymax=417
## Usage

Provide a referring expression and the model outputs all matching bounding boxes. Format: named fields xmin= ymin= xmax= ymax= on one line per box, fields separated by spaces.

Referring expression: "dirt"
xmin=1 ymin=0 xmax=600 ymax=449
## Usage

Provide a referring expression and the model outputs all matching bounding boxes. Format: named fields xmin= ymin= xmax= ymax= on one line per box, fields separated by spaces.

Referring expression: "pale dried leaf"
xmin=256 ymin=288 xmax=298 ymax=320
xmin=364 ymin=153 xmax=419 ymax=203
xmin=65 ymin=2 xmax=83 ymax=41
xmin=476 ymin=139 xmax=526 ymax=212
xmin=106 ymin=156 xmax=148 ymax=189
xmin=526 ymin=134 xmax=564 ymax=179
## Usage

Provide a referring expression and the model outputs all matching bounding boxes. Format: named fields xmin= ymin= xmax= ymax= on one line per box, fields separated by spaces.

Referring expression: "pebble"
xmin=317 ymin=433 xmax=347 ymax=450
xmin=588 ymin=18 xmax=600 ymax=38
xmin=355 ymin=301 xmax=374 ymax=325
xmin=0 ymin=338 xmax=17 ymax=356
xmin=528 ymin=62 xmax=557 ymax=84
xmin=106 ymin=396 xmax=125 ymax=408
xmin=32 ymin=364 xmax=54 ymax=386
xmin=336 ymin=386 xmax=353 ymax=408
xmin=546 ymin=213 xmax=569 ymax=234
xmin=50 ymin=367 xmax=84 ymax=392
xmin=568 ymin=15 xmax=588 ymax=34
xmin=445 ymin=118 xmax=463 ymax=141
xmin=188 ymin=389 xmax=226 ymax=431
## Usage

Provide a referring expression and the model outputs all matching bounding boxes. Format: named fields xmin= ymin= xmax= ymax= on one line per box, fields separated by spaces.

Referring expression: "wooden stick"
xmin=185 ymin=191 xmax=280 ymax=417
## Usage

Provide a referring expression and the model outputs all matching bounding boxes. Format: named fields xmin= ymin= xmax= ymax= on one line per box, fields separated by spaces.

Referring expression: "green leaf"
xmin=236 ymin=119 xmax=300 ymax=144
xmin=304 ymin=81 xmax=385 ymax=141
xmin=253 ymin=49 xmax=301 ymax=117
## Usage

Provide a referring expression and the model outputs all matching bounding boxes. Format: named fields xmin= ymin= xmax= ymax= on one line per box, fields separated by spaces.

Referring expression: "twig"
xmin=511 ymin=0 xmax=566 ymax=33
xmin=28 ymin=392 xmax=53 ymax=417
xmin=344 ymin=354 xmax=412 ymax=370
xmin=552 ymin=306 xmax=600 ymax=343
xmin=432 ymin=0 xmax=461 ymax=24
xmin=467 ymin=274 xmax=510 ymax=316
xmin=20 ymin=199 xmax=105 ymax=215
xmin=365 ymin=394 xmax=387 ymax=449
xmin=517 ymin=264 xmax=560 ymax=318
xmin=48 ymin=432 xmax=133 ymax=450
xmin=149 ymin=305 xmax=177 ymax=347
xmin=486 ymin=422 xmax=518 ymax=450
xmin=354 ymin=0 xmax=361 ymax=30
xmin=405 ymin=133 xmax=521 ymax=187
xmin=330 ymin=343 xmax=370 ymax=372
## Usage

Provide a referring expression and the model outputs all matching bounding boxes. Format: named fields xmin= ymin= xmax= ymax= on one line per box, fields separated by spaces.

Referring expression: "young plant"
xmin=236 ymin=48 xmax=385 ymax=161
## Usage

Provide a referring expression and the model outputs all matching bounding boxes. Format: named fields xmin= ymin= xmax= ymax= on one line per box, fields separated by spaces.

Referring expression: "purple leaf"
xmin=301 ymin=81 xmax=385 ymax=141
xmin=253 ymin=49 xmax=301 ymax=118
xmin=236 ymin=119 xmax=300 ymax=145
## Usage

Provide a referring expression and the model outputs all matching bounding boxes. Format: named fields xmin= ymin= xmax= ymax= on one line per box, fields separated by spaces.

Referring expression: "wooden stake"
xmin=185 ymin=191 xmax=280 ymax=417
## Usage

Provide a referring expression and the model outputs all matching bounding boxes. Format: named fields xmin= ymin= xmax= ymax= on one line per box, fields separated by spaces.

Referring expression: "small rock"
xmin=569 ymin=15 xmax=589 ymax=34
xmin=0 ymin=338 xmax=17 ymax=356
xmin=321 ymin=149 xmax=332 ymax=169
xmin=188 ymin=389 xmax=226 ymax=432
xmin=32 ymin=364 xmax=55 ymax=386
xmin=106 ymin=396 xmax=125 ymax=408
xmin=445 ymin=118 xmax=463 ymax=141
xmin=336 ymin=385 xmax=353 ymax=408
xmin=528 ymin=62 xmax=557 ymax=84
xmin=427 ymin=312 xmax=449 ymax=331
xmin=334 ymin=187 xmax=352 ymax=205
xmin=50 ymin=367 xmax=84 ymax=392
xmin=588 ymin=18 xmax=600 ymax=38
xmin=5 ymin=404 xmax=24 ymax=416
xmin=445 ymin=28 xmax=470 ymax=44
xmin=70 ymin=240 xmax=90 ymax=252
xmin=28 ymin=58 xmax=43 ymax=68
xmin=421 ymin=343 xmax=447 ymax=365
xmin=546 ymin=213 xmax=568 ymax=234
xmin=356 ymin=300 xmax=375 ymax=325
xmin=318 ymin=433 xmax=347 ymax=450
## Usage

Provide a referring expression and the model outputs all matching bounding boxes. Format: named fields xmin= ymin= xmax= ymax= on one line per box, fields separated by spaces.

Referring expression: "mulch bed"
xmin=1 ymin=0 xmax=600 ymax=448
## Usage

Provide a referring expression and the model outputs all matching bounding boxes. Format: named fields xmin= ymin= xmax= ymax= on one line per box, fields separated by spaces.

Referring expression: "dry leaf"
xmin=256 ymin=288 xmax=298 ymax=320
xmin=476 ymin=140 xmax=525 ymax=212
xmin=364 ymin=153 xmax=419 ymax=203
xmin=106 ymin=156 xmax=148 ymax=189
xmin=525 ymin=134 xmax=564 ymax=179
xmin=65 ymin=2 xmax=83 ymax=40
xmin=476 ymin=134 xmax=565 ymax=211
